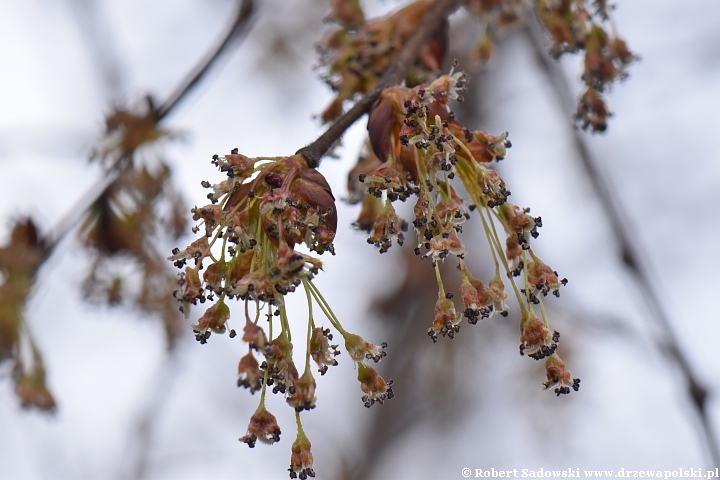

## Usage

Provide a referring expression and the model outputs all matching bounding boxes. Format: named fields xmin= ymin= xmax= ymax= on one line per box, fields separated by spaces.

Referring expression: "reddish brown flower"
xmin=239 ymin=406 xmax=281 ymax=447
xmin=543 ymin=354 xmax=581 ymax=396
xmin=309 ymin=327 xmax=339 ymax=375
xmin=428 ymin=296 xmax=462 ymax=342
xmin=357 ymin=362 xmax=394 ymax=408
xmin=526 ymin=258 xmax=567 ymax=297
xmin=286 ymin=367 xmax=317 ymax=412
xmin=289 ymin=430 xmax=315 ymax=479
xmin=519 ymin=313 xmax=559 ymax=360
xmin=237 ymin=352 xmax=263 ymax=394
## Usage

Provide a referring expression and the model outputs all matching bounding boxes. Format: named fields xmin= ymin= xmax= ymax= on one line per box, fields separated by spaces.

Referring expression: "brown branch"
xmin=524 ymin=21 xmax=720 ymax=468
xmin=296 ymin=0 xmax=460 ymax=169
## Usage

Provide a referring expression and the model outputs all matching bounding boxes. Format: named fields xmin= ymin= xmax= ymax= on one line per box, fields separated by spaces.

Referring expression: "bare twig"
xmin=155 ymin=0 xmax=255 ymax=121
xmin=524 ymin=20 xmax=720 ymax=467
xmin=297 ymin=0 xmax=460 ymax=168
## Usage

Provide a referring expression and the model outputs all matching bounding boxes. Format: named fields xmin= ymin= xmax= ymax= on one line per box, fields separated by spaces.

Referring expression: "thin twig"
xmin=40 ymin=0 xmax=255 ymax=255
xmin=297 ymin=0 xmax=460 ymax=168
xmin=524 ymin=20 xmax=720 ymax=467
xmin=156 ymin=0 xmax=255 ymax=121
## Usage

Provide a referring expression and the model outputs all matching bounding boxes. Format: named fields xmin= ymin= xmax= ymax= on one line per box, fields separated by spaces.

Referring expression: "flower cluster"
xmin=351 ymin=67 xmax=579 ymax=394
xmin=535 ymin=0 xmax=637 ymax=131
xmin=323 ymin=1 xmax=634 ymax=132
xmin=170 ymin=152 xmax=393 ymax=477
xmin=318 ymin=0 xmax=447 ymax=121
xmin=83 ymin=100 xmax=187 ymax=345
xmin=0 ymin=219 xmax=56 ymax=412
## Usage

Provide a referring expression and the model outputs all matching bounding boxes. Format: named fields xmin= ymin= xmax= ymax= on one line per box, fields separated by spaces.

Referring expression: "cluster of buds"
xmin=171 ymin=151 xmax=393 ymax=477
xmin=318 ymin=0 xmax=447 ymax=121
xmin=351 ymin=66 xmax=579 ymax=394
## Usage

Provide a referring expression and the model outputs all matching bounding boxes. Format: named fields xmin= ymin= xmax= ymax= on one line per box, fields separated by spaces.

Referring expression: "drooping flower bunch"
xmin=169 ymin=152 xmax=393 ymax=477
xmin=165 ymin=0 xmax=638 ymax=474
xmin=350 ymin=65 xmax=579 ymax=396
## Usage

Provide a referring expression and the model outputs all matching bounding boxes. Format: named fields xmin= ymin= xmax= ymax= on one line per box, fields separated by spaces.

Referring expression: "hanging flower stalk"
xmin=355 ymin=64 xmax=579 ymax=391
xmin=170 ymin=151 xmax=391 ymax=477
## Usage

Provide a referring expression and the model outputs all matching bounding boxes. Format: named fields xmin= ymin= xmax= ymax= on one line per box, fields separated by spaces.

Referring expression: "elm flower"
xmin=344 ymin=333 xmax=387 ymax=363
xmin=286 ymin=367 xmax=317 ymax=412
xmin=263 ymin=331 xmax=299 ymax=395
xmin=289 ymin=430 xmax=315 ymax=479
xmin=519 ymin=313 xmax=559 ymax=360
xmin=309 ymin=327 xmax=340 ymax=375
xmin=239 ymin=406 xmax=281 ymax=448
xmin=192 ymin=300 xmax=230 ymax=343
xmin=526 ymin=257 xmax=567 ymax=298
xmin=357 ymin=362 xmax=394 ymax=408
xmin=543 ymin=354 xmax=581 ymax=396
xmin=237 ymin=352 xmax=263 ymax=394
xmin=428 ymin=295 xmax=462 ymax=342
xmin=242 ymin=318 xmax=270 ymax=355
xmin=487 ymin=276 xmax=509 ymax=317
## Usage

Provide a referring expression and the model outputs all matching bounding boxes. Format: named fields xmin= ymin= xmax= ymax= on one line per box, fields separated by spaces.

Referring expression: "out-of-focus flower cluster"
xmin=318 ymin=0 xmax=448 ymax=121
xmin=0 ymin=98 xmax=188 ymax=411
xmin=170 ymin=152 xmax=393 ymax=477
xmin=324 ymin=0 xmax=634 ymax=132
xmin=536 ymin=0 xmax=637 ymax=131
xmin=463 ymin=0 xmax=636 ymax=131
xmin=0 ymin=219 xmax=55 ymax=412
xmin=349 ymin=67 xmax=579 ymax=395
xmin=83 ymin=100 xmax=187 ymax=346
xmin=465 ymin=0 xmax=636 ymax=131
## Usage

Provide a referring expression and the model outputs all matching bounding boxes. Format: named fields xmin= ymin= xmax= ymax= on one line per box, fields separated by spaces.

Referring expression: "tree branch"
xmin=296 ymin=0 xmax=460 ymax=169
xmin=524 ymin=20 xmax=720 ymax=468
xmin=155 ymin=0 xmax=255 ymax=121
